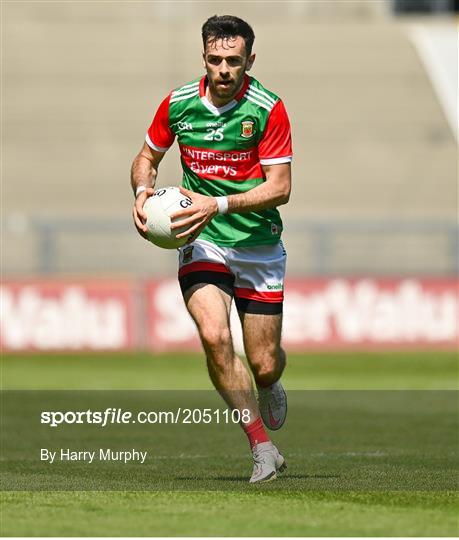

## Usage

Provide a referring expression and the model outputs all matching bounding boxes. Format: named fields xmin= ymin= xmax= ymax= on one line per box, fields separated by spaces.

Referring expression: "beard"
xmin=209 ymin=74 xmax=244 ymax=100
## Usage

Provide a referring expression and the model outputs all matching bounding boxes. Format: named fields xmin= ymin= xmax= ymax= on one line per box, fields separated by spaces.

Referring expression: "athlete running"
xmin=131 ymin=15 xmax=292 ymax=483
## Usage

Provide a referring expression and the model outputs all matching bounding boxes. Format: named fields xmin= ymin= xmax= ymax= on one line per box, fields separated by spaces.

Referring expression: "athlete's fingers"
xmin=185 ymin=221 xmax=209 ymax=243
xmin=184 ymin=229 xmax=201 ymax=244
xmin=133 ymin=215 xmax=147 ymax=234
xmin=132 ymin=207 xmax=148 ymax=235
xmin=178 ymin=186 xmax=195 ymax=198
xmin=136 ymin=207 xmax=147 ymax=222
xmin=136 ymin=224 xmax=149 ymax=240
xmin=133 ymin=206 xmax=147 ymax=228
xmin=170 ymin=210 xmax=204 ymax=228
xmin=171 ymin=216 xmax=201 ymax=231
xmin=133 ymin=198 xmax=148 ymax=228
xmin=135 ymin=194 xmax=148 ymax=221
xmin=175 ymin=218 xmax=206 ymax=239
xmin=133 ymin=206 xmax=141 ymax=226
xmin=170 ymin=207 xmax=197 ymax=221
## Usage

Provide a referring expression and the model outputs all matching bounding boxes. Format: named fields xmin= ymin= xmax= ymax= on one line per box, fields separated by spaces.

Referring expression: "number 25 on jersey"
xmin=204 ymin=127 xmax=224 ymax=141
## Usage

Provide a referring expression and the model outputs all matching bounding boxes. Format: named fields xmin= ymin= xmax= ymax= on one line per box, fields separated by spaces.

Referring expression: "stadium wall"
xmin=4 ymin=5 xmax=457 ymax=278
xmin=1 ymin=278 xmax=457 ymax=352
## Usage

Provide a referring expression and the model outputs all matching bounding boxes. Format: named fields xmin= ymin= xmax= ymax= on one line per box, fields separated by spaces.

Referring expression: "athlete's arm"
xmin=132 ymin=93 xmax=175 ymax=238
xmin=131 ymin=142 xmax=165 ymax=237
xmin=171 ymin=163 xmax=291 ymax=241
xmin=228 ymin=162 xmax=291 ymax=212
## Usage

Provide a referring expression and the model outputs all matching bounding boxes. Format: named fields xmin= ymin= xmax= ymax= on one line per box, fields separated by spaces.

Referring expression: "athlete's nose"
xmin=219 ymin=60 xmax=230 ymax=76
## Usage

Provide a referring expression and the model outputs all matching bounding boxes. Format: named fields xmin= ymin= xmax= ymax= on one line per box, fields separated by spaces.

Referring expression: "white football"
xmin=143 ymin=187 xmax=193 ymax=249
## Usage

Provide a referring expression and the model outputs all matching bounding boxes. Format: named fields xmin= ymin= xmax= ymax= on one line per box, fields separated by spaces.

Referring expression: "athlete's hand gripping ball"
xmin=132 ymin=187 xmax=155 ymax=239
xmin=141 ymin=187 xmax=195 ymax=249
xmin=170 ymin=186 xmax=219 ymax=244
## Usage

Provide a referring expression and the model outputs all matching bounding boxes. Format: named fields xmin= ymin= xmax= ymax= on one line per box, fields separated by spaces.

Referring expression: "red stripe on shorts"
xmin=234 ymin=287 xmax=283 ymax=303
xmin=179 ymin=262 xmax=232 ymax=278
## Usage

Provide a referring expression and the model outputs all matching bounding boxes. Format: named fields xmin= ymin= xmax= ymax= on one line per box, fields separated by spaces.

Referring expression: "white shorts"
xmin=178 ymin=239 xmax=287 ymax=314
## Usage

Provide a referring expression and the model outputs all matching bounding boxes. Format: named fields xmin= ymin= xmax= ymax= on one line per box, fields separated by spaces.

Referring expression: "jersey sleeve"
xmin=258 ymin=100 xmax=293 ymax=165
xmin=145 ymin=94 xmax=175 ymax=152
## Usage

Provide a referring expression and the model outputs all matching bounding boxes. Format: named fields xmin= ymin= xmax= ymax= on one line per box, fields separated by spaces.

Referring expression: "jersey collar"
xmin=199 ymin=74 xmax=250 ymax=116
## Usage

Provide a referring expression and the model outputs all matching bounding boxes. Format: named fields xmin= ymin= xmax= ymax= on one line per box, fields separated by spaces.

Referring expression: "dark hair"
xmin=202 ymin=15 xmax=255 ymax=56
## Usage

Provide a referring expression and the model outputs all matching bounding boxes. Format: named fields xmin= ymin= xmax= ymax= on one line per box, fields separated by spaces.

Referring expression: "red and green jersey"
xmin=145 ymin=74 xmax=293 ymax=247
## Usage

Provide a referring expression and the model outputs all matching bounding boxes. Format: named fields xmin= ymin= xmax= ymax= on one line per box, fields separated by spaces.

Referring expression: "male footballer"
xmin=131 ymin=15 xmax=292 ymax=483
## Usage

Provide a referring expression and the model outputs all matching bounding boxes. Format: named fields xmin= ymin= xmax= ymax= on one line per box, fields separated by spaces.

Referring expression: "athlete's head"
xmin=201 ymin=15 xmax=256 ymax=104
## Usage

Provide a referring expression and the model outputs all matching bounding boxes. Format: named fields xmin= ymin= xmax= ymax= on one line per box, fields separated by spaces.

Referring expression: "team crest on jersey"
xmin=240 ymin=119 xmax=255 ymax=139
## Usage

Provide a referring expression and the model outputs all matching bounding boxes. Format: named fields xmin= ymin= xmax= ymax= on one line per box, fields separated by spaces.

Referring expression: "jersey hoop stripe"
xmin=170 ymin=90 xmax=199 ymax=101
xmin=171 ymin=87 xmax=199 ymax=99
xmin=247 ymin=88 xmax=275 ymax=109
xmin=248 ymin=85 xmax=276 ymax=105
xmin=170 ymin=91 xmax=199 ymax=103
xmin=234 ymin=287 xmax=284 ymax=302
xmin=179 ymin=261 xmax=232 ymax=278
xmin=171 ymin=82 xmax=200 ymax=96
xmin=245 ymin=93 xmax=272 ymax=112
xmin=171 ymin=87 xmax=199 ymax=98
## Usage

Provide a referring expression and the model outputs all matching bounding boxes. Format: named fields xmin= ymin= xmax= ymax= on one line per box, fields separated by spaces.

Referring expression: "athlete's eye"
xmin=226 ymin=57 xmax=242 ymax=67
xmin=207 ymin=56 xmax=221 ymax=65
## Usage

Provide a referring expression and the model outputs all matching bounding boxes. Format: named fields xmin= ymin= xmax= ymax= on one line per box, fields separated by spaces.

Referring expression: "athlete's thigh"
xmin=239 ymin=311 xmax=283 ymax=358
xmin=229 ymin=241 xmax=286 ymax=357
xmin=184 ymin=282 xmax=232 ymax=335
xmin=178 ymin=239 xmax=234 ymax=334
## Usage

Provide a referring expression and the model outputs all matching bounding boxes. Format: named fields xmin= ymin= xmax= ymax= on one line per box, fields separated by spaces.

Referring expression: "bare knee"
xmin=200 ymin=326 xmax=234 ymax=377
xmin=199 ymin=325 xmax=232 ymax=356
xmin=250 ymin=347 xmax=286 ymax=387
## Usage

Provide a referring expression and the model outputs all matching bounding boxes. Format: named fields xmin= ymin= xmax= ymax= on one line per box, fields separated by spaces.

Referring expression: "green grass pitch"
xmin=1 ymin=351 xmax=458 ymax=536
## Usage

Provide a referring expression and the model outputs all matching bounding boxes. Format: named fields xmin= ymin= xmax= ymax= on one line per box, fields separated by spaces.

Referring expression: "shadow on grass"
xmin=177 ymin=474 xmax=341 ymax=481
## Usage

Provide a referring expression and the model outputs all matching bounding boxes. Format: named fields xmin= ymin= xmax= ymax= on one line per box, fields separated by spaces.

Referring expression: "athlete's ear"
xmin=202 ymin=51 xmax=206 ymax=69
xmin=246 ymin=53 xmax=256 ymax=71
